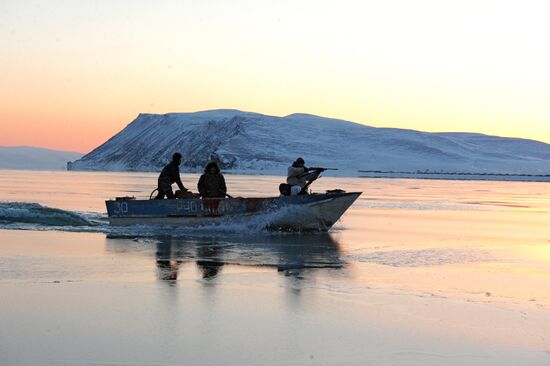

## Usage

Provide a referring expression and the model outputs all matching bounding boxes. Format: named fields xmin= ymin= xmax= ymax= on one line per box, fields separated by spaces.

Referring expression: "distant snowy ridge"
xmin=0 ymin=146 xmax=83 ymax=171
xmin=67 ymin=109 xmax=550 ymax=175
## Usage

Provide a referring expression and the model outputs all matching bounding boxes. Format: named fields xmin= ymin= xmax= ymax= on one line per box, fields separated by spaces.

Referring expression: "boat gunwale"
xmin=106 ymin=191 xmax=362 ymax=203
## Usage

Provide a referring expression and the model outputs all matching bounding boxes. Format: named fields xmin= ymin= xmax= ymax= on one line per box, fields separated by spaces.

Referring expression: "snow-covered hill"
xmin=67 ymin=109 xmax=550 ymax=175
xmin=0 ymin=146 xmax=83 ymax=171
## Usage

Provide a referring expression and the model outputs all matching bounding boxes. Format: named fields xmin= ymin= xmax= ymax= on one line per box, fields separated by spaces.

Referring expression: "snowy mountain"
xmin=0 ymin=146 xmax=83 ymax=171
xmin=67 ymin=110 xmax=550 ymax=175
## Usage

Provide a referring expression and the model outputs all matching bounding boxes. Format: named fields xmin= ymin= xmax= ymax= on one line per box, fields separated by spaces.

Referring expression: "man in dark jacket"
xmin=155 ymin=153 xmax=189 ymax=199
xmin=198 ymin=161 xmax=227 ymax=198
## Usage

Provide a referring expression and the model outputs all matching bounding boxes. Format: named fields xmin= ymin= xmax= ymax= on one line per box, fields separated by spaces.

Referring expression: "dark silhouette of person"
xmin=155 ymin=153 xmax=189 ymax=199
xmin=155 ymin=240 xmax=182 ymax=282
xmin=196 ymin=245 xmax=225 ymax=280
xmin=197 ymin=161 xmax=227 ymax=198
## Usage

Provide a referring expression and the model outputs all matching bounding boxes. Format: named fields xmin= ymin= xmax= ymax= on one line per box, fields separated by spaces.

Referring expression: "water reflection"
xmin=105 ymin=233 xmax=344 ymax=284
xmin=155 ymin=240 xmax=184 ymax=283
xmin=195 ymin=242 xmax=225 ymax=280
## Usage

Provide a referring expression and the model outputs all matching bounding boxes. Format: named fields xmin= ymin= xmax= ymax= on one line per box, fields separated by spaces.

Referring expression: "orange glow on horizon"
xmin=1 ymin=0 xmax=550 ymax=152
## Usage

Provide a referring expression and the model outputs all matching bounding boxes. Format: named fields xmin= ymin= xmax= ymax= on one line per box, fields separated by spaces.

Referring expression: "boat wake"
xmin=0 ymin=202 xmax=106 ymax=228
xmin=0 ymin=201 xmax=328 ymax=236
xmin=0 ymin=201 xmax=235 ymax=235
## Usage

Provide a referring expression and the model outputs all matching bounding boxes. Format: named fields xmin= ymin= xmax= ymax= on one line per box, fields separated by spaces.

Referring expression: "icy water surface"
xmin=1 ymin=170 xmax=550 ymax=365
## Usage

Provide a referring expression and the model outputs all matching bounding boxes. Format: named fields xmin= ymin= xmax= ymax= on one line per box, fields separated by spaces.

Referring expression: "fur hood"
xmin=204 ymin=161 xmax=221 ymax=174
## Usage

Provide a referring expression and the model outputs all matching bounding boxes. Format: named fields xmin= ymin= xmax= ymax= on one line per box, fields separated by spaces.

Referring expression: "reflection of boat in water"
xmin=105 ymin=191 xmax=361 ymax=231
xmin=105 ymin=233 xmax=344 ymax=282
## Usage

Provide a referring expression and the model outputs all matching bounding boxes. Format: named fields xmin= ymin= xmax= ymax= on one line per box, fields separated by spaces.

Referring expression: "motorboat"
xmin=106 ymin=190 xmax=361 ymax=231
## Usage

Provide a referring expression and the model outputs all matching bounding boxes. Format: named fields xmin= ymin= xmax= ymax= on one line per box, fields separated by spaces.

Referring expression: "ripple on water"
xmin=343 ymin=248 xmax=493 ymax=267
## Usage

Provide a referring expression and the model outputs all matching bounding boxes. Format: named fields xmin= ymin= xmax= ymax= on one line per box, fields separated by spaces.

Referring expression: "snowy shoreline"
xmin=358 ymin=171 xmax=550 ymax=182
xmin=5 ymin=165 xmax=550 ymax=182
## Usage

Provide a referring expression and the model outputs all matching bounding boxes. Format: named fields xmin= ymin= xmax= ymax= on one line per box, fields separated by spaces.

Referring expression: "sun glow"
xmin=1 ymin=0 xmax=550 ymax=152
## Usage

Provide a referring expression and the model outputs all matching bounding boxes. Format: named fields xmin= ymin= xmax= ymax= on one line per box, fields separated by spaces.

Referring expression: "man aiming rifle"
xmin=285 ymin=157 xmax=337 ymax=195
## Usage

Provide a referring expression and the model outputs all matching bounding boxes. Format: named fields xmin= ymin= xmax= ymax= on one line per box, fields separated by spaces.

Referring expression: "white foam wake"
xmin=0 ymin=202 xmax=104 ymax=227
xmin=0 ymin=201 xmax=327 ymax=237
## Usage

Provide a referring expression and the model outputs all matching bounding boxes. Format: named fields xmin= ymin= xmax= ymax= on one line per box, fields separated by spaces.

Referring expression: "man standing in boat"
xmin=155 ymin=153 xmax=189 ymax=199
xmin=287 ymin=157 xmax=319 ymax=195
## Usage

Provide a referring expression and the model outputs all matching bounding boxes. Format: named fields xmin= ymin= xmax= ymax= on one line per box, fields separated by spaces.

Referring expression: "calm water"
xmin=1 ymin=170 xmax=550 ymax=365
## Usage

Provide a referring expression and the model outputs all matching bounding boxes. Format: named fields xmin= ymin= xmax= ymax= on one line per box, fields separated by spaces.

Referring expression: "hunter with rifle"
xmin=152 ymin=154 xmax=337 ymax=199
xmin=284 ymin=157 xmax=337 ymax=195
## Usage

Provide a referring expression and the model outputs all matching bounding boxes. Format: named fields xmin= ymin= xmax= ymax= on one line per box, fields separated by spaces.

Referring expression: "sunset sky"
xmin=1 ymin=0 xmax=549 ymax=153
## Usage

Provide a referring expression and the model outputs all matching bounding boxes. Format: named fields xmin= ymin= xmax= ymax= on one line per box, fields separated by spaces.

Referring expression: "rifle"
xmin=298 ymin=167 xmax=338 ymax=178
xmin=300 ymin=167 xmax=338 ymax=192
xmin=308 ymin=167 xmax=338 ymax=173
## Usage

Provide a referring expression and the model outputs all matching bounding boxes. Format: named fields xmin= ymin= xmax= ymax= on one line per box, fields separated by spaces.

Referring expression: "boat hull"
xmin=106 ymin=191 xmax=361 ymax=231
